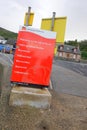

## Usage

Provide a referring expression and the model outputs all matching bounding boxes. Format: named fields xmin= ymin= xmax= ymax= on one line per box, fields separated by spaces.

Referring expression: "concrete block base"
xmin=9 ymin=86 xmax=52 ymax=109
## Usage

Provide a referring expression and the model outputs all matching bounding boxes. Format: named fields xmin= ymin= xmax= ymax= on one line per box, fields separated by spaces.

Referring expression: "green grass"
xmin=0 ymin=27 xmax=17 ymax=40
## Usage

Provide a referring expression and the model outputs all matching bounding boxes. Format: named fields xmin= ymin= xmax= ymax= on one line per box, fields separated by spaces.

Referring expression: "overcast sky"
xmin=0 ymin=0 xmax=87 ymax=41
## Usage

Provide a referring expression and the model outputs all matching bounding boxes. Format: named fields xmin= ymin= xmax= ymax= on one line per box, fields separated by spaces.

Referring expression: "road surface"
xmin=54 ymin=59 xmax=87 ymax=76
xmin=51 ymin=60 xmax=87 ymax=97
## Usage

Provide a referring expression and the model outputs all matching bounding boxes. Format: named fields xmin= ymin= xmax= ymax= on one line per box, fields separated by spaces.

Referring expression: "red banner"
xmin=11 ymin=26 xmax=56 ymax=86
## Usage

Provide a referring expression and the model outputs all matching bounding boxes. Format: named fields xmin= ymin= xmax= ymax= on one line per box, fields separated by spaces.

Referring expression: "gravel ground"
xmin=0 ymin=89 xmax=87 ymax=130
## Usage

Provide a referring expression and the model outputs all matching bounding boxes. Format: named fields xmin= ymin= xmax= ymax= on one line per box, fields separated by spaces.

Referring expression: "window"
xmin=60 ymin=46 xmax=63 ymax=50
xmin=59 ymin=52 xmax=62 ymax=57
xmin=73 ymin=54 xmax=76 ymax=59
xmin=74 ymin=48 xmax=77 ymax=53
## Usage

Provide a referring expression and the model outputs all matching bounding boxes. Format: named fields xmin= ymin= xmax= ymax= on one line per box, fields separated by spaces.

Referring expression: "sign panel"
xmin=41 ymin=17 xmax=67 ymax=43
xmin=11 ymin=26 xmax=56 ymax=86
xmin=24 ymin=12 xmax=34 ymax=26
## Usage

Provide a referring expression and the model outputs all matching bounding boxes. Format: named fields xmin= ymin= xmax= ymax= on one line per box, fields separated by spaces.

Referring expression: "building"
xmin=0 ymin=36 xmax=7 ymax=44
xmin=0 ymin=36 xmax=4 ymax=40
xmin=57 ymin=45 xmax=81 ymax=62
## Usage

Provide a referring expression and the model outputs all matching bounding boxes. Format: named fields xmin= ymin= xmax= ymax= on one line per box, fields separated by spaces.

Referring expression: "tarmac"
xmin=51 ymin=64 xmax=87 ymax=98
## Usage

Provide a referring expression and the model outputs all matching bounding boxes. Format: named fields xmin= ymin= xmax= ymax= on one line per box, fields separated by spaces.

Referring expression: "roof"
xmin=58 ymin=44 xmax=81 ymax=55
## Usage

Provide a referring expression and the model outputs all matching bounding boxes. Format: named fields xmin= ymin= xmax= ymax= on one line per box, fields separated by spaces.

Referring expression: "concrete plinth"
xmin=9 ymin=86 xmax=52 ymax=109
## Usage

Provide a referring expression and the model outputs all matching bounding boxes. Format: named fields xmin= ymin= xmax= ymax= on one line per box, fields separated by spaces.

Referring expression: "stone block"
xmin=9 ymin=86 xmax=52 ymax=109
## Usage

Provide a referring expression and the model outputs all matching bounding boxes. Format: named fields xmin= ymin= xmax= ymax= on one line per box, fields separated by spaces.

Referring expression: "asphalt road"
xmin=51 ymin=59 xmax=87 ymax=98
xmin=54 ymin=59 xmax=87 ymax=77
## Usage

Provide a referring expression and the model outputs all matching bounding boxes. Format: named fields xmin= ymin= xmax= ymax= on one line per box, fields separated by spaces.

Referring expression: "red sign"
xmin=11 ymin=26 xmax=56 ymax=86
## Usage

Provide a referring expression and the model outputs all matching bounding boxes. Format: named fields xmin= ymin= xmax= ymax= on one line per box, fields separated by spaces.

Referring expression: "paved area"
xmin=51 ymin=63 xmax=87 ymax=97
xmin=54 ymin=59 xmax=87 ymax=76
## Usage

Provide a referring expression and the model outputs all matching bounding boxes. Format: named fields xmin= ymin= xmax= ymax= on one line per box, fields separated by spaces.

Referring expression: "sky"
xmin=0 ymin=0 xmax=87 ymax=41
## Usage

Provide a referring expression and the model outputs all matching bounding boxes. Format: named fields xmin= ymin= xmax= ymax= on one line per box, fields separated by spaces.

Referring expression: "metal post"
xmin=26 ymin=6 xmax=31 ymax=26
xmin=51 ymin=12 xmax=56 ymax=31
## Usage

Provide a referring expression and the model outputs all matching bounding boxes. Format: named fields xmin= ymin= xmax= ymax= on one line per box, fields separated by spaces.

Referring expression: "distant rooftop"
xmin=0 ymin=36 xmax=4 ymax=40
xmin=58 ymin=44 xmax=81 ymax=55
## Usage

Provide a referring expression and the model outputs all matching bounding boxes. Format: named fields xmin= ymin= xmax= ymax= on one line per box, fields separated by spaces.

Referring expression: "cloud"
xmin=0 ymin=0 xmax=87 ymax=40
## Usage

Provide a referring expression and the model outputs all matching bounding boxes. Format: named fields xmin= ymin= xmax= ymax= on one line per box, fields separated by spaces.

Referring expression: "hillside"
xmin=0 ymin=27 xmax=17 ymax=40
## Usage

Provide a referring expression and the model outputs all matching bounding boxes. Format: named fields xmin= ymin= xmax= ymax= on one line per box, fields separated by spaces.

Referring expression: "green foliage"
xmin=65 ymin=39 xmax=78 ymax=46
xmin=65 ymin=39 xmax=87 ymax=51
xmin=0 ymin=27 xmax=17 ymax=40
xmin=79 ymin=40 xmax=87 ymax=51
xmin=81 ymin=51 xmax=87 ymax=60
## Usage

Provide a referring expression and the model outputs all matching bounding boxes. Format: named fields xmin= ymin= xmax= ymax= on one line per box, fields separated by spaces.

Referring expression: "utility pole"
xmin=51 ymin=12 xmax=56 ymax=31
xmin=25 ymin=7 xmax=31 ymax=26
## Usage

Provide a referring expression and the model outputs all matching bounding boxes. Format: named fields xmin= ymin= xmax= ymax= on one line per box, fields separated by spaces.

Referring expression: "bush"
xmin=81 ymin=51 xmax=87 ymax=60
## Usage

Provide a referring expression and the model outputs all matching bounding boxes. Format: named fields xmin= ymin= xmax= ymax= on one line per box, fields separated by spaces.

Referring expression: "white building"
xmin=0 ymin=36 xmax=7 ymax=44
